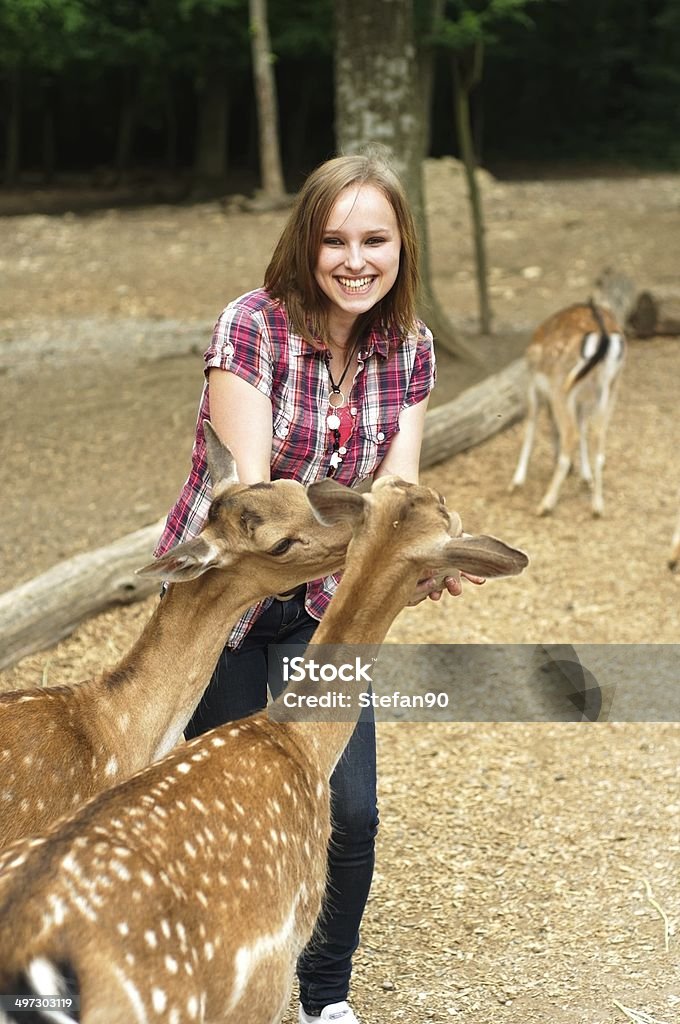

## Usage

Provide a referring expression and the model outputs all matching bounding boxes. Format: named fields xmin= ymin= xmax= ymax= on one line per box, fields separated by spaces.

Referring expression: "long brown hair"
xmin=264 ymin=153 xmax=420 ymax=352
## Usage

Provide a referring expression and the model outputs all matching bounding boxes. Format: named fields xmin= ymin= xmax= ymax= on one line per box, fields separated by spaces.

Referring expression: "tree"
xmin=248 ymin=0 xmax=286 ymax=202
xmin=268 ymin=0 xmax=333 ymax=179
xmin=174 ymin=0 xmax=248 ymax=194
xmin=477 ymin=0 xmax=680 ymax=165
xmin=334 ymin=0 xmax=476 ymax=360
xmin=59 ymin=0 xmax=192 ymax=183
xmin=433 ymin=0 xmax=538 ymax=334
xmin=453 ymin=37 xmax=490 ymax=332
xmin=0 ymin=0 xmax=86 ymax=184
xmin=3 ymin=0 xmax=676 ymax=189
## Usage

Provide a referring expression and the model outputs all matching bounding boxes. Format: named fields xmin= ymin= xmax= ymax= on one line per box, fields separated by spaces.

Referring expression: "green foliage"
xmin=178 ymin=0 xmax=242 ymax=15
xmin=0 ymin=0 xmax=333 ymax=76
xmin=269 ymin=0 xmax=333 ymax=57
xmin=480 ymin=0 xmax=680 ymax=164
xmin=70 ymin=0 xmax=249 ymax=71
xmin=0 ymin=0 xmax=88 ymax=70
xmin=0 ymin=0 xmax=251 ymax=75
xmin=431 ymin=0 xmax=539 ymax=50
xmin=1 ymin=0 xmax=679 ymax=176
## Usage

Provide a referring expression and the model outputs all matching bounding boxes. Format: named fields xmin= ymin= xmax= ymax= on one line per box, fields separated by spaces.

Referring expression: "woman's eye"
xmin=367 ymin=236 xmax=386 ymax=245
xmin=270 ymin=538 xmax=294 ymax=556
xmin=323 ymin=237 xmax=343 ymax=246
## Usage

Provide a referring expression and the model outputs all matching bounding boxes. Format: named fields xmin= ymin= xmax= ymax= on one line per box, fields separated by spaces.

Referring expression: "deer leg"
xmin=537 ymin=398 xmax=578 ymax=516
xmin=589 ymin=380 xmax=618 ymax=517
xmin=669 ymin=504 xmax=680 ymax=571
xmin=510 ymin=380 xmax=539 ymax=491
xmin=577 ymin=405 xmax=593 ymax=487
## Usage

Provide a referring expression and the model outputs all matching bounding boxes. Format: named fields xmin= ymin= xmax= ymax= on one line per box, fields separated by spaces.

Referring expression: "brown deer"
xmin=669 ymin=502 xmax=680 ymax=571
xmin=509 ymin=270 xmax=635 ymax=517
xmin=0 ymin=476 xmax=528 ymax=1024
xmin=0 ymin=422 xmax=352 ymax=850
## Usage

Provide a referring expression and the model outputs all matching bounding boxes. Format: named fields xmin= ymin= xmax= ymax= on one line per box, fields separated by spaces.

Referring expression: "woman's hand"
xmin=407 ymin=571 xmax=486 ymax=606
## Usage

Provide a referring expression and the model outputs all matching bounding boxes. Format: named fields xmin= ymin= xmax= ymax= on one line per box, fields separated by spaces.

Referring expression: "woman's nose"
xmin=344 ymin=243 xmax=366 ymax=272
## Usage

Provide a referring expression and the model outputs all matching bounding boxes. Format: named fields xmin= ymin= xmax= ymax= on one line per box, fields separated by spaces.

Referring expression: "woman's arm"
xmin=208 ymin=368 xmax=273 ymax=483
xmin=373 ymin=396 xmax=430 ymax=484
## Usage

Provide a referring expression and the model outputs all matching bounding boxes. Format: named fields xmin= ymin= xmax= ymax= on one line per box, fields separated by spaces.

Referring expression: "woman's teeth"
xmin=337 ymin=277 xmax=373 ymax=291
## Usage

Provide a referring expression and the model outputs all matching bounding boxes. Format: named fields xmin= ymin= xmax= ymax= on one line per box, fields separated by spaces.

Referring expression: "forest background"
xmin=2 ymin=0 xmax=680 ymax=197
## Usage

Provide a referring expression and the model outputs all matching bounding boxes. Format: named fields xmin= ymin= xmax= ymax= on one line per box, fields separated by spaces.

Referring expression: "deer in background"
xmin=669 ymin=502 xmax=680 ymax=571
xmin=0 ymin=423 xmax=352 ymax=850
xmin=0 ymin=476 xmax=528 ymax=1024
xmin=509 ymin=269 xmax=636 ymax=516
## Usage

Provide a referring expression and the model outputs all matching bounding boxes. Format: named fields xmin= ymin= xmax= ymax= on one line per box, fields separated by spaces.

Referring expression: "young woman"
xmin=156 ymin=152 xmax=476 ymax=1024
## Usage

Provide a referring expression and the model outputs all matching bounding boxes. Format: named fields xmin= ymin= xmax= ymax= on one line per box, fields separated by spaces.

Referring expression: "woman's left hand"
xmin=408 ymin=571 xmax=486 ymax=606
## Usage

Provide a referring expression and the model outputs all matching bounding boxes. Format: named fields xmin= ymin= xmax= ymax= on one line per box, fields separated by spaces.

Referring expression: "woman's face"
xmin=314 ymin=183 xmax=402 ymax=337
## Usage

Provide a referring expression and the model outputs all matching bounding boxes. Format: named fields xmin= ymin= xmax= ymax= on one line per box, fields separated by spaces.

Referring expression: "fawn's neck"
xmin=281 ymin=535 xmax=418 ymax=777
xmin=90 ymin=567 xmax=276 ymax=768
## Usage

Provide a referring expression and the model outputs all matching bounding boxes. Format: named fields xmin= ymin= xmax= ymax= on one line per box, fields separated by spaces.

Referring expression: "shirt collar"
xmin=295 ymin=326 xmax=393 ymax=360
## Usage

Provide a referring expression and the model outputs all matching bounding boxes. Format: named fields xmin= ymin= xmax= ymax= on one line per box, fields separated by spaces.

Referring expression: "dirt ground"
xmin=0 ymin=160 xmax=679 ymax=1022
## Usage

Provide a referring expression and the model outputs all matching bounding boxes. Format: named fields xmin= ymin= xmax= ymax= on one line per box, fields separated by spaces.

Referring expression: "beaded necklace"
xmin=324 ymin=341 xmax=359 ymax=475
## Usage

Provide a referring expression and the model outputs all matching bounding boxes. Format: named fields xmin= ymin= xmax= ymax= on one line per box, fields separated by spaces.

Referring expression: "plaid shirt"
xmin=156 ymin=288 xmax=435 ymax=648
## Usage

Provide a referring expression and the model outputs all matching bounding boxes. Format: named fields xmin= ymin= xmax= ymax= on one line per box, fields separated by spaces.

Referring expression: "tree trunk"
xmin=334 ymin=0 xmax=477 ymax=363
xmin=164 ymin=78 xmax=179 ymax=173
xmin=285 ymin=67 xmax=313 ymax=175
xmin=0 ymin=520 xmax=165 ymax=672
xmin=4 ymin=68 xmax=21 ymax=186
xmin=0 ymin=360 xmax=529 ymax=672
xmin=192 ymin=69 xmax=229 ymax=197
xmin=42 ymin=80 xmax=56 ymax=185
xmin=414 ymin=0 xmax=480 ymax=363
xmin=249 ymin=0 xmax=286 ymax=200
xmin=115 ymin=77 xmax=137 ymax=184
xmin=452 ymin=45 xmax=492 ymax=335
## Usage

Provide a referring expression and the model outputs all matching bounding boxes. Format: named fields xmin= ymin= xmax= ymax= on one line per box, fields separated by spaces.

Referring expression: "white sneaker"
xmin=299 ymin=1001 xmax=360 ymax=1023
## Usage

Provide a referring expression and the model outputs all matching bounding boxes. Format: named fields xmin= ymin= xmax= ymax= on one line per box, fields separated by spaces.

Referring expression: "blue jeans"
xmin=185 ymin=591 xmax=379 ymax=1012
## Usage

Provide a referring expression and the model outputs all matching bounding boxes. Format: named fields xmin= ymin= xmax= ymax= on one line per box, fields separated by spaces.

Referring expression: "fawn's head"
xmin=306 ymin=475 xmax=529 ymax=581
xmin=138 ymin=422 xmax=351 ymax=585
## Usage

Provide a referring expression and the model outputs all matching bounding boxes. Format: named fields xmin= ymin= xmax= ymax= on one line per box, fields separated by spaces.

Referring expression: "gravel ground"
xmin=1 ymin=161 xmax=679 ymax=1023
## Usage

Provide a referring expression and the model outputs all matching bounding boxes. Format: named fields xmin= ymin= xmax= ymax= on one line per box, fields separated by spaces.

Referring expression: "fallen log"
xmin=0 ymin=518 xmax=165 ymax=671
xmin=420 ymin=356 xmax=528 ymax=469
xmin=628 ymin=291 xmax=680 ymax=339
xmin=0 ymin=358 xmax=529 ymax=671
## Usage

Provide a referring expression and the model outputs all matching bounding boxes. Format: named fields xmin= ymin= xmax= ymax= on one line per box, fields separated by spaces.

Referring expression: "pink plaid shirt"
xmin=156 ymin=288 xmax=435 ymax=647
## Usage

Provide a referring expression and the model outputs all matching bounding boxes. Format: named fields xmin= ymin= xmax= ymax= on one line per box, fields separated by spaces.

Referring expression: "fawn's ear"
xmin=306 ymin=479 xmax=366 ymax=528
xmin=137 ymin=536 xmax=221 ymax=582
xmin=203 ymin=420 xmax=239 ymax=490
xmin=438 ymin=534 xmax=529 ymax=578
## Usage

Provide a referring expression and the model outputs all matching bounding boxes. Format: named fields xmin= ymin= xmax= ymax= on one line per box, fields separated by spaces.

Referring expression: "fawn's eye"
xmin=270 ymin=538 xmax=294 ymax=556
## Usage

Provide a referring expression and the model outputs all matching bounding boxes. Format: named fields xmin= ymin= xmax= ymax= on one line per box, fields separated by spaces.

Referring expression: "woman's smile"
xmin=315 ymin=183 xmax=401 ymax=336
xmin=334 ymin=274 xmax=377 ymax=294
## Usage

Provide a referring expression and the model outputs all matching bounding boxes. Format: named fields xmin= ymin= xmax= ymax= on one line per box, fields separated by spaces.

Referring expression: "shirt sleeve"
xmin=403 ymin=322 xmax=437 ymax=409
xmin=204 ymin=303 xmax=274 ymax=397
